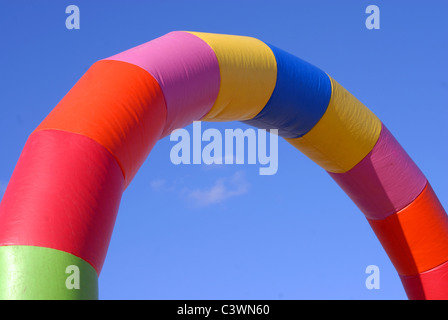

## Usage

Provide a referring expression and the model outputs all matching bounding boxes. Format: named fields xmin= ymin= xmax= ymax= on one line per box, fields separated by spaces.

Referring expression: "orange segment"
xmin=34 ymin=60 xmax=167 ymax=187
xmin=368 ymin=183 xmax=448 ymax=276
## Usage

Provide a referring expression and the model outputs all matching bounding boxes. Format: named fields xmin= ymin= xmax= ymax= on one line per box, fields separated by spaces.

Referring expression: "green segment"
xmin=0 ymin=246 xmax=98 ymax=300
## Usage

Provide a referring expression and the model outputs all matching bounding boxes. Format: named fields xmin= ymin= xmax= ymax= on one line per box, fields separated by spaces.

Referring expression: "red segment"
xmin=34 ymin=59 xmax=167 ymax=187
xmin=0 ymin=130 xmax=125 ymax=274
xmin=400 ymin=260 xmax=448 ymax=300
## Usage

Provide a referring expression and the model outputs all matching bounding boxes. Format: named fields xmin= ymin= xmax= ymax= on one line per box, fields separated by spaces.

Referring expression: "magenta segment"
xmin=328 ymin=124 xmax=427 ymax=220
xmin=105 ymin=31 xmax=220 ymax=138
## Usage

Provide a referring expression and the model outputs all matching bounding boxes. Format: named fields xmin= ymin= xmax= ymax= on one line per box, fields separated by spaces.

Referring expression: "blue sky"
xmin=0 ymin=1 xmax=447 ymax=300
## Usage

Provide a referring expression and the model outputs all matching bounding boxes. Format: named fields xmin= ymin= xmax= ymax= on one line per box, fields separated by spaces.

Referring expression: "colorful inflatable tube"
xmin=0 ymin=31 xmax=447 ymax=299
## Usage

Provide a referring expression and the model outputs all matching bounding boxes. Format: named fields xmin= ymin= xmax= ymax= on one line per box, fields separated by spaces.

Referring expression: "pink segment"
xmin=329 ymin=124 xmax=427 ymax=220
xmin=105 ymin=31 xmax=220 ymax=138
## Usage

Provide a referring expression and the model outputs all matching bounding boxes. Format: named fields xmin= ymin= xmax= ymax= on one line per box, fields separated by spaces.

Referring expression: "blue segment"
xmin=243 ymin=44 xmax=332 ymax=138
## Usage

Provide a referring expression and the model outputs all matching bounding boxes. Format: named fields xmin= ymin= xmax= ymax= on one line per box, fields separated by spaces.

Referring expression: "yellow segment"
xmin=285 ymin=76 xmax=382 ymax=173
xmin=187 ymin=31 xmax=277 ymax=122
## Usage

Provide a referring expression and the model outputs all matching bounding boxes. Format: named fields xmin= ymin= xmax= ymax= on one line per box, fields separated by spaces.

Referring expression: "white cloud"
xmin=186 ymin=171 xmax=250 ymax=207
xmin=149 ymin=171 xmax=250 ymax=208
xmin=150 ymin=178 xmax=167 ymax=191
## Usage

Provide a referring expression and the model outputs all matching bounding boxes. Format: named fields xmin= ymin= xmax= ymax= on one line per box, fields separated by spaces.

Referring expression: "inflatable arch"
xmin=0 ymin=31 xmax=447 ymax=300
